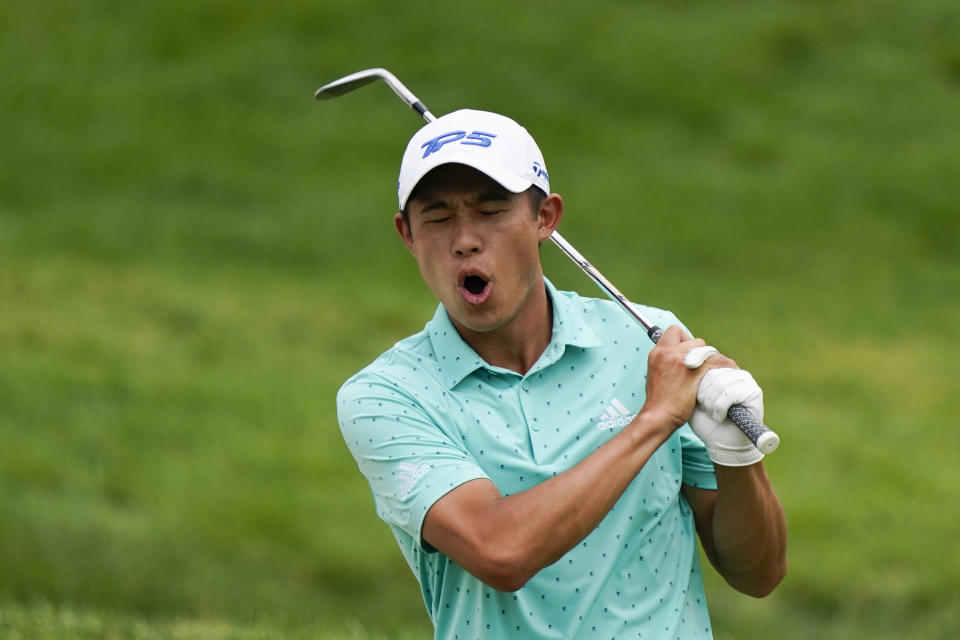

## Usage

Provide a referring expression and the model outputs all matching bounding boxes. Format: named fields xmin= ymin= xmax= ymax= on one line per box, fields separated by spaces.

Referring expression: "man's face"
xmin=395 ymin=164 xmax=562 ymax=337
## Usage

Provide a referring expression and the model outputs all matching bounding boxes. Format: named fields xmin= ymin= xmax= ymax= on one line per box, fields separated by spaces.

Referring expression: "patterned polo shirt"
xmin=337 ymin=279 xmax=718 ymax=639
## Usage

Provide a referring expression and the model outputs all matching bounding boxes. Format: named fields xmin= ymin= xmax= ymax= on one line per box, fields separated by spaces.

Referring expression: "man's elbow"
xmin=733 ymin=557 xmax=788 ymax=598
xmin=483 ymin=572 xmax=530 ymax=593
xmin=471 ymin=546 xmax=539 ymax=592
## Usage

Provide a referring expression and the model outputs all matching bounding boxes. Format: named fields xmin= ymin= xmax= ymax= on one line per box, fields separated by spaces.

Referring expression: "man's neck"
xmin=450 ymin=283 xmax=553 ymax=376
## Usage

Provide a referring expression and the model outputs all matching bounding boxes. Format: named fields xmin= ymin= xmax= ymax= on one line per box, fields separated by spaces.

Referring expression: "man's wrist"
xmin=627 ymin=407 xmax=680 ymax=452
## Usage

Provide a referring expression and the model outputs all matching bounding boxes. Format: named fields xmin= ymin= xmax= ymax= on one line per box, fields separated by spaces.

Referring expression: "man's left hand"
xmin=689 ymin=368 xmax=765 ymax=467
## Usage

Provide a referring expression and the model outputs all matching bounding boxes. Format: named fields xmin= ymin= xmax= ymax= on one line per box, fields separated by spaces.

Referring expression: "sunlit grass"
xmin=2 ymin=0 xmax=959 ymax=637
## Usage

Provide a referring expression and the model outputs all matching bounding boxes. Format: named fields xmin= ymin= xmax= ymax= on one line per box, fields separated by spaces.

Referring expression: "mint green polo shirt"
xmin=337 ymin=279 xmax=718 ymax=639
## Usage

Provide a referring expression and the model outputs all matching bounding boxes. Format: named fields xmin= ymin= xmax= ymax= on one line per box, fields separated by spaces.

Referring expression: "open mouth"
xmin=458 ymin=273 xmax=491 ymax=305
xmin=463 ymin=275 xmax=487 ymax=295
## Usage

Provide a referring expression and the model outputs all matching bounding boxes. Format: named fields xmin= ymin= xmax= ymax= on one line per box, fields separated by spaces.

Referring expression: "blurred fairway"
xmin=2 ymin=0 xmax=959 ymax=638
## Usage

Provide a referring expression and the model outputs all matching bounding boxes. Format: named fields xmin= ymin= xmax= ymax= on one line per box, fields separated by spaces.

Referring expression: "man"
xmin=336 ymin=108 xmax=786 ymax=639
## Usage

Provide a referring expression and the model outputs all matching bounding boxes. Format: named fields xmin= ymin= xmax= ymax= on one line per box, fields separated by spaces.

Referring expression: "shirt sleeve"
xmin=336 ymin=373 xmax=490 ymax=550
xmin=678 ymin=424 xmax=718 ymax=490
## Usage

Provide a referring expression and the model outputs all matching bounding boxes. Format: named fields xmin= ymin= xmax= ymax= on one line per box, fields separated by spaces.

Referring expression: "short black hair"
xmin=525 ymin=185 xmax=547 ymax=216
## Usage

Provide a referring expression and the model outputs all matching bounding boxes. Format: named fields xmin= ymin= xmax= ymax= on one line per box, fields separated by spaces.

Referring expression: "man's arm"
xmin=683 ymin=463 xmax=787 ymax=597
xmin=421 ymin=408 xmax=675 ymax=591
xmin=421 ymin=326 xmax=722 ymax=591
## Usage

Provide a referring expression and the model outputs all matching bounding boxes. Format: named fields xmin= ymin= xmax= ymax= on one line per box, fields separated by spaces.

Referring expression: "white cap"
xmin=397 ymin=109 xmax=550 ymax=209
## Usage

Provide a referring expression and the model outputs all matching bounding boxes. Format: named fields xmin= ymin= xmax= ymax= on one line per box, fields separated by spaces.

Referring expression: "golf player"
xmin=336 ymin=109 xmax=787 ymax=639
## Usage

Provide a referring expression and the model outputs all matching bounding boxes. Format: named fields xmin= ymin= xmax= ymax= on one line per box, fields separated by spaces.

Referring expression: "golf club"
xmin=316 ymin=68 xmax=780 ymax=454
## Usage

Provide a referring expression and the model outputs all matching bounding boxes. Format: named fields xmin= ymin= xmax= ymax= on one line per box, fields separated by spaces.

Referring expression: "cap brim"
xmin=399 ymin=150 xmax=533 ymax=209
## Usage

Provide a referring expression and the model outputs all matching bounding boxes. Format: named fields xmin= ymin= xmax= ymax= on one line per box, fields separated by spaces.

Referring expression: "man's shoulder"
xmin=337 ymin=323 xmax=437 ymax=399
xmin=553 ymin=286 xmax=684 ymax=336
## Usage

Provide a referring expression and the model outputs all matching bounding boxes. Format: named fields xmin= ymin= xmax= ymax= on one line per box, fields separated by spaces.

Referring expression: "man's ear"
xmin=394 ymin=212 xmax=414 ymax=252
xmin=536 ymin=194 xmax=564 ymax=243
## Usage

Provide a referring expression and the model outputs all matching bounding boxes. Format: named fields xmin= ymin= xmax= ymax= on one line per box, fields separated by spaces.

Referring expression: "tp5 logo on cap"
xmin=397 ymin=109 xmax=550 ymax=209
xmin=532 ymin=161 xmax=548 ymax=181
xmin=421 ymin=130 xmax=497 ymax=158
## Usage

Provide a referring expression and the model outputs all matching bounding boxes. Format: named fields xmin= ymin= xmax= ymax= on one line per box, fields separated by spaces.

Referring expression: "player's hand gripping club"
xmin=647 ymin=327 xmax=765 ymax=467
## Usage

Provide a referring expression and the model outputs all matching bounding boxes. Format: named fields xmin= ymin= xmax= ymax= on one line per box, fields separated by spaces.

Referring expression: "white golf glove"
xmin=689 ymin=368 xmax=765 ymax=467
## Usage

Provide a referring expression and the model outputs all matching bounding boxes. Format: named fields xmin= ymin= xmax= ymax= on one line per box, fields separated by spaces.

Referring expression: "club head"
xmin=315 ymin=68 xmax=392 ymax=100
xmin=314 ymin=67 xmax=435 ymax=122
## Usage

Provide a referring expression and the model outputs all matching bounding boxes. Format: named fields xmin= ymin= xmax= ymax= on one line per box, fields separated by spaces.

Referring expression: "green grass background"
xmin=2 ymin=1 xmax=959 ymax=637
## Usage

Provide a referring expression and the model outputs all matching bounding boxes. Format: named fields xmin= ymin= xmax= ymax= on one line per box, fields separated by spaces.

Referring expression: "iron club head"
xmin=315 ymin=68 xmax=435 ymax=122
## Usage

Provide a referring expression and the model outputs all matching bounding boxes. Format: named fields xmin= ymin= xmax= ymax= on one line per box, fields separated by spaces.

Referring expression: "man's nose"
xmin=452 ymin=220 xmax=482 ymax=256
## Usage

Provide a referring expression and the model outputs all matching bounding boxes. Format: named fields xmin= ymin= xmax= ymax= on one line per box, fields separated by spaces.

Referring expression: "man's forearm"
xmin=709 ymin=464 xmax=788 ymax=597
xmin=501 ymin=408 xmax=674 ymax=560
xmin=424 ymin=408 xmax=675 ymax=591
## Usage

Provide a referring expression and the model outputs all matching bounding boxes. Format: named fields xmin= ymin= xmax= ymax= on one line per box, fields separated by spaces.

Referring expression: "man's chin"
xmin=446 ymin=305 xmax=503 ymax=335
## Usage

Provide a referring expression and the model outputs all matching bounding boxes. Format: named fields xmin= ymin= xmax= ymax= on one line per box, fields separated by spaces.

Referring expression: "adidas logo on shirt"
xmin=396 ymin=462 xmax=430 ymax=498
xmin=595 ymin=398 xmax=637 ymax=430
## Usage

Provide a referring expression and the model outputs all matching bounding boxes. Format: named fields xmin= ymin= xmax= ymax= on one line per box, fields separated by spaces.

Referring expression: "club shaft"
xmin=551 ymin=235 xmax=778 ymax=453
xmin=548 ymin=232 xmax=661 ymax=339
xmin=317 ymin=68 xmax=780 ymax=454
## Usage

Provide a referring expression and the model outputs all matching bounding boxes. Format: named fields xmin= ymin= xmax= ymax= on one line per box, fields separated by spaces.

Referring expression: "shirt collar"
xmin=426 ymin=278 xmax=602 ymax=389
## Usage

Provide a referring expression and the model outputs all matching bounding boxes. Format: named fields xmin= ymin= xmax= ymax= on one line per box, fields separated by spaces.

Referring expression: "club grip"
xmin=727 ymin=404 xmax=780 ymax=454
xmin=647 ymin=324 xmax=780 ymax=454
